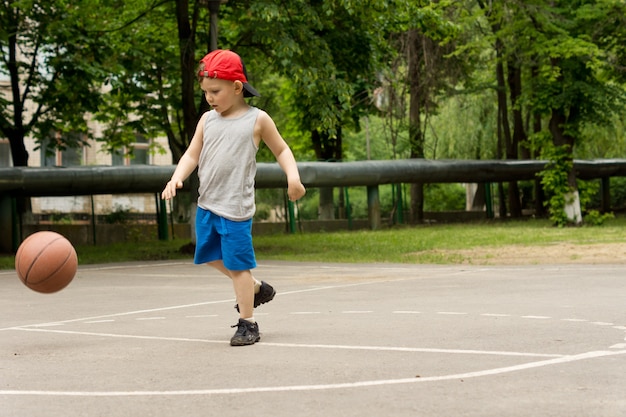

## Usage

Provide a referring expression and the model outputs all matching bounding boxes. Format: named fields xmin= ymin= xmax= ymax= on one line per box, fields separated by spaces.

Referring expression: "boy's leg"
xmin=228 ymin=269 xmax=261 ymax=346
xmin=203 ymin=216 xmax=262 ymax=345
xmin=207 ymin=261 xmax=260 ymax=345
xmin=207 ymin=260 xmax=273 ymax=312
xmin=206 ymin=261 xmax=255 ymax=314
xmin=229 ymin=269 xmax=254 ymax=319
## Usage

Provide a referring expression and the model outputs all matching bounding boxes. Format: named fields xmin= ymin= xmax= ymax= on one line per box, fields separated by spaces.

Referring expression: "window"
xmin=111 ymin=134 xmax=151 ymax=166
xmin=130 ymin=134 xmax=150 ymax=165
xmin=41 ymin=141 xmax=58 ymax=166
xmin=112 ymin=149 xmax=125 ymax=166
xmin=40 ymin=132 xmax=84 ymax=167
xmin=61 ymin=145 xmax=82 ymax=166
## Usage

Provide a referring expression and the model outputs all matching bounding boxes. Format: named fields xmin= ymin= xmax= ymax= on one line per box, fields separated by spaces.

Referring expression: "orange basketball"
xmin=15 ymin=231 xmax=78 ymax=293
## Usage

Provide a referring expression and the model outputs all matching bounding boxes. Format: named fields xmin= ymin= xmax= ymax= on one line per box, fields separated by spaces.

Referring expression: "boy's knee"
xmin=230 ymin=269 xmax=252 ymax=280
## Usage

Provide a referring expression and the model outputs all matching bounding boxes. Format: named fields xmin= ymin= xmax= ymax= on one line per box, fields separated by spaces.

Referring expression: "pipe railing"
xmin=3 ymin=159 xmax=626 ymax=196
xmin=2 ymin=159 xmax=626 ymax=252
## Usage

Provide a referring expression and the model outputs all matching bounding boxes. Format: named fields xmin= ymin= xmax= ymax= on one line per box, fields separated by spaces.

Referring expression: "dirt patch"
xmin=418 ymin=243 xmax=626 ymax=265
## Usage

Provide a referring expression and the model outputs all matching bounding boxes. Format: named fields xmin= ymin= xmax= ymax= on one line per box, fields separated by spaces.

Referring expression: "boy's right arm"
xmin=161 ymin=113 xmax=207 ymax=200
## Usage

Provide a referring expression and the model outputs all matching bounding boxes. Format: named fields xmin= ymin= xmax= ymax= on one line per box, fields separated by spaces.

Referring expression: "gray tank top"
xmin=197 ymin=107 xmax=260 ymax=221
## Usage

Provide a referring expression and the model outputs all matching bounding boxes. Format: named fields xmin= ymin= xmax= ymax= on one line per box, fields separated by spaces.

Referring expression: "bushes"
xmin=255 ymin=183 xmax=467 ymax=221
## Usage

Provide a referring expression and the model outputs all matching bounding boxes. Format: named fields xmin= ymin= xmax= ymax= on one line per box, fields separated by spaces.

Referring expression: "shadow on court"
xmin=1 ymin=260 xmax=625 ymax=417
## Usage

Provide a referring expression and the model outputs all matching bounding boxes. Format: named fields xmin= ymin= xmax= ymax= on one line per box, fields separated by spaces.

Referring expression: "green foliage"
xmin=0 ymin=0 xmax=173 ymax=164
xmin=575 ymin=111 xmax=626 ymax=158
xmin=606 ymin=177 xmax=626 ymax=209
xmin=5 ymin=0 xmax=626 ymax=216
xmin=254 ymin=203 xmax=272 ymax=221
xmin=426 ymin=93 xmax=498 ymax=160
xmin=103 ymin=204 xmax=131 ymax=224
xmin=424 ymin=183 xmax=466 ymax=211
xmin=538 ymin=145 xmax=574 ymax=226
xmin=538 ymin=147 xmax=606 ymax=227
xmin=50 ymin=212 xmax=73 ymax=224
xmin=583 ymin=209 xmax=614 ymax=226
xmin=256 ymin=183 xmax=465 ymax=223
xmin=223 ymin=0 xmax=381 ymax=144
xmin=577 ymin=179 xmax=599 ymax=214
xmin=5 ymin=217 xmax=626 ymax=268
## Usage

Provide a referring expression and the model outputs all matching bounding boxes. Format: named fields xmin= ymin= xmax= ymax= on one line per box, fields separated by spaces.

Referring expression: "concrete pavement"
xmin=1 ymin=260 xmax=625 ymax=416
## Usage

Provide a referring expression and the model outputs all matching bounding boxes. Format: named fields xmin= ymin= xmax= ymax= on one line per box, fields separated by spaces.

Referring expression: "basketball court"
xmin=1 ymin=260 xmax=625 ymax=416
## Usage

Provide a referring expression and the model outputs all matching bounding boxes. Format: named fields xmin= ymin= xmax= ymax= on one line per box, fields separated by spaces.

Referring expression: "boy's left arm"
xmin=275 ymin=148 xmax=306 ymax=201
xmin=257 ymin=111 xmax=306 ymax=201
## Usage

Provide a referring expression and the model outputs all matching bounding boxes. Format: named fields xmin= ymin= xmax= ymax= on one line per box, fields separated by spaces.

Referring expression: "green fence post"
xmin=156 ymin=194 xmax=169 ymax=240
xmin=90 ymin=195 xmax=97 ymax=245
xmin=344 ymin=187 xmax=352 ymax=230
xmin=396 ymin=184 xmax=404 ymax=224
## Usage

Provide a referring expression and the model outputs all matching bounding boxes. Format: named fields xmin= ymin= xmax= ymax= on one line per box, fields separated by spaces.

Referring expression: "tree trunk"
xmin=530 ymin=64 xmax=546 ymax=217
xmin=495 ymin=43 xmax=519 ymax=218
xmin=7 ymin=130 xmax=28 ymax=167
xmin=549 ymin=109 xmax=581 ymax=225
xmin=407 ymin=29 xmax=425 ymax=224
xmin=506 ymin=59 xmax=524 ymax=217
xmin=175 ymin=0 xmax=199 ymax=150
xmin=311 ymin=128 xmax=342 ymax=220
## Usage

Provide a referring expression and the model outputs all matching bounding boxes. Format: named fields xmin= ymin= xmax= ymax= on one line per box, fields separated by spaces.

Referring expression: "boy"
xmin=161 ymin=49 xmax=306 ymax=346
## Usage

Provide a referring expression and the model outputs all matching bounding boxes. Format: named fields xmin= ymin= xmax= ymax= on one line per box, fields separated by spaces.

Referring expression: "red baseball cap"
xmin=198 ymin=49 xmax=260 ymax=98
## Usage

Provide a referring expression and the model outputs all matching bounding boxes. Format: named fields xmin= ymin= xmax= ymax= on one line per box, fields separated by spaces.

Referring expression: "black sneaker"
xmin=234 ymin=281 xmax=276 ymax=313
xmin=230 ymin=319 xmax=261 ymax=346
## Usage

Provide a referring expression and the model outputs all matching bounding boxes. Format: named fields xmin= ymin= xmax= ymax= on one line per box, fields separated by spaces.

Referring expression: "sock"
xmin=243 ymin=317 xmax=256 ymax=323
xmin=253 ymin=278 xmax=262 ymax=294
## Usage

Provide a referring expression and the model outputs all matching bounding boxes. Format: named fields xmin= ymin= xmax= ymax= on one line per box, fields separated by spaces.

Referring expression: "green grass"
xmin=255 ymin=217 xmax=626 ymax=263
xmin=2 ymin=216 xmax=626 ymax=270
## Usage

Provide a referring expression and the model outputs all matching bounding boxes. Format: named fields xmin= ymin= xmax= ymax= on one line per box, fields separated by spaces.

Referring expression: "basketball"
xmin=15 ymin=231 xmax=78 ymax=293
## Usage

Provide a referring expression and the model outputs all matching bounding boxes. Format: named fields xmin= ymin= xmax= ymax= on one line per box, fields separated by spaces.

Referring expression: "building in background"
xmin=0 ymin=75 xmax=173 ymax=224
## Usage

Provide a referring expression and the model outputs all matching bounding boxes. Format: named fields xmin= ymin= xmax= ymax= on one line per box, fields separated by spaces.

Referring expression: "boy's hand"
xmin=161 ymin=180 xmax=183 ymax=200
xmin=287 ymin=181 xmax=306 ymax=202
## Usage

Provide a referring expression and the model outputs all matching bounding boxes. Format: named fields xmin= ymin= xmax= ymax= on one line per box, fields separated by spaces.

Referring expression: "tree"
xmin=1 ymin=1 xmax=111 ymax=167
xmin=465 ymin=0 xmax=626 ymax=225
xmin=404 ymin=2 xmax=466 ymax=223
xmin=215 ymin=0 xmax=383 ymax=219
xmin=89 ymin=0 xmax=206 ymax=162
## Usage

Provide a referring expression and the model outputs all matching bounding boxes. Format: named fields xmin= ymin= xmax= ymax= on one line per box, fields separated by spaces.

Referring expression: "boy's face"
xmin=200 ymin=77 xmax=243 ymax=114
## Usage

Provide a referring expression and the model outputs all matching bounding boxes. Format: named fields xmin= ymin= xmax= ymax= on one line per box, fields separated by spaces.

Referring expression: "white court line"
xmin=77 ymin=262 xmax=192 ymax=271
xmin=0 ymin=300 xmax=234 ymax=331
xmin=1 ymin=350 xmax=624 ymax=397
xmin=12 ymin=327 xmax=563 ymax=358
xmin=0 ymin=282 xmax=367 ymax=332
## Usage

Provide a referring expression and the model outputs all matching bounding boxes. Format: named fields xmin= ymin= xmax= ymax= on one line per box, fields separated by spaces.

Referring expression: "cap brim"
xmin=243 ymin=82 xmax=260 ymax=98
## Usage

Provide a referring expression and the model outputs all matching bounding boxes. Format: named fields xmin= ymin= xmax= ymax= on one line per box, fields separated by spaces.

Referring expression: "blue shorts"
xmin=194 ymin=207 xmax=257 ymax=271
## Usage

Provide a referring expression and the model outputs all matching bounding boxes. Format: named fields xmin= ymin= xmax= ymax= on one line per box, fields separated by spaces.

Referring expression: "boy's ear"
xmin=233 ymin=80 xmax=244 ymax=95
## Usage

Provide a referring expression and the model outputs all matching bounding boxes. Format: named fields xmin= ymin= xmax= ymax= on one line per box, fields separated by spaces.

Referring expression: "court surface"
xmin=1 ymin=260 xmax=625 ymax=417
